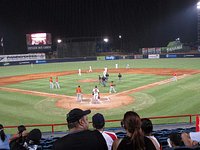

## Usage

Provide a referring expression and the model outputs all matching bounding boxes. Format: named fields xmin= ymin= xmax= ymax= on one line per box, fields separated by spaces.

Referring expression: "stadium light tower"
xmin=119 ymin=35 xmax=122 ymax=51
xmin=197 ymin=1 xmax=200 ymax=51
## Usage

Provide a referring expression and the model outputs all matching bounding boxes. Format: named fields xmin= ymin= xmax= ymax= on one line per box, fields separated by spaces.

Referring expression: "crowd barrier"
xmin=4 ymin=114 xmax=199 ymax=134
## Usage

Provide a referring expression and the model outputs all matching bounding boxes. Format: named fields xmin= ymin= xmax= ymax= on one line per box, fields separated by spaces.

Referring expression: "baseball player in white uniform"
xmin=89 ymin=66 xmax=92 ymax=72
xmin=78 ymin=69 xmax=81 ymax=76
xmin=92 ymin=86 xmax=100 ymax=103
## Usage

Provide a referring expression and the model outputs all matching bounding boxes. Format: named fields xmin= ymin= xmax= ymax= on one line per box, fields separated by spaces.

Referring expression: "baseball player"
xmin=78 ymin=68 xmax=81 ymax=76
xmin=76 ymin=85 xmax=82 ymax=102
xmin=98 ymin=75 xmax=102 ymax=85
xmin=89 ymin=66 xmax=92 ymax=72
xmin=172 ymin=72 xmax=177 ymax=81
xmin=49 ymin=77 xmax=54 ymax=89
xmin=103 ymin=70 xmax=107 ymax=78
xmin=92 ymin=85 xmax=100 ymax=103
xmin=55 ymin=76 xmax=60 ymax=89
xmin=115 ymin=63 xmax=118 ymax=69
xmin=118 ymin=73 xmax=122 ymax=80
xmin=104 ymin=66 xmax=108 ymax=73
xmin=126 ymin=64 xmax=130 ymax=69
xmin=109 ymin=81 xmax=116 ymax=93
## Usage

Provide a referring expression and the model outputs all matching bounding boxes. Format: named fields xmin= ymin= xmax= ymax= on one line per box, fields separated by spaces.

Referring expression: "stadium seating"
xmin=35 ymin=127 xmax=197 ymax=150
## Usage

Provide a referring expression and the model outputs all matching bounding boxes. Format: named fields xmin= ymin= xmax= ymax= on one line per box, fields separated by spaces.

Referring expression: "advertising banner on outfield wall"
xmin=0 ymin=53 xmax=45 ymax=62
xmin=105 ymin=56 xmax=115 ymax=60
xmin=148 ymin=54 xmax=160 ymax=59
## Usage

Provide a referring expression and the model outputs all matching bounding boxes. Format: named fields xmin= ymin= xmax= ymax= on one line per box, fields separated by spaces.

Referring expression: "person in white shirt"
xmin=89 ymin=66 xmax=92 ymax=72
xmin=92 ymin=113 xmax=117 ymax=150
xmin=78 ymin=69 xmax=81 ymax=76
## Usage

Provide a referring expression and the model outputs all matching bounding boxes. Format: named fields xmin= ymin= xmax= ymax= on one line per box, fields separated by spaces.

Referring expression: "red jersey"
xmin=76 ymin=87 xmax=82 ymax=93
xmin=173 ymin=73 xmax=177 ymax=76
xmin=49 ymin=77 xmax=53 ymax=82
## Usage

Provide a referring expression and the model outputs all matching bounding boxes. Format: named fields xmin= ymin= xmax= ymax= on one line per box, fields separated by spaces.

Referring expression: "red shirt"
xmin=173 ymin=73 xmax=177 ymax=76
xmin=76 ymin=87 xmax=82 ymax=93
xmin=49 ymin=77 xmax=53 ymax=82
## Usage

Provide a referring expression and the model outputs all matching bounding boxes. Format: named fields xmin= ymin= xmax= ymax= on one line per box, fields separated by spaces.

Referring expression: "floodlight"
xmin=103 ymin=38 xmax=109 ymax=43
xmin=57 ymin=39 xmax=62 ymax=43
xmin=197 ymin=1 xmax=200 ymax=9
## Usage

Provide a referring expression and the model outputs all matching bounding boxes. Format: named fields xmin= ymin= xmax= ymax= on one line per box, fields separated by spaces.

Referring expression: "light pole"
xmin=119 ymin=35 xmax=122 ymax=51
xmin=197 ymin=1 xmax=200 ymax=51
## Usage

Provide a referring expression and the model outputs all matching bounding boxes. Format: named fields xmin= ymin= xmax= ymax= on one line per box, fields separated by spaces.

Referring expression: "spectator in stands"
xmin=141 ymin=118 xmax=160 ymax=150
xmin=181 ymin=132 xmax=200 ymax=147
xmin=53 ymin=108 xmax=108 ymax=150
xmin=22 ymin=128 xmax=42 ymax=150
xmin=112 ymin=111 xmax=156 ymax=150
xmin=168 ymin=133 xmax=184 ymax=148
xmin=0 ymin=124 xmax=10 ymax=150
xmin=92 ymin=113 xmax=117 ymax=150
xmin=9 ymin=125 xmax=28 ymax=150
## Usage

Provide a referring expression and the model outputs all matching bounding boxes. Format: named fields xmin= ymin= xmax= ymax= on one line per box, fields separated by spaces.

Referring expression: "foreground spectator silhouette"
xmin=141 ymin=118 xmax=161 ymax=150
xmin=167 ymin=133 xmax=184 ymax=148
xmin=112 ymin=111 xmax=156 ymax=150
xmin=92 ymin=113 xmax=117 ymax=150
xmin=9 ymin=125 xmax=28 ymax=150
xmin=53 ymin=108 xmax=108 ymax=150
xmin=22 ymin=128 xmax=42 ymax=150
xmin=0 ymin=124 xmax=10 ymax=150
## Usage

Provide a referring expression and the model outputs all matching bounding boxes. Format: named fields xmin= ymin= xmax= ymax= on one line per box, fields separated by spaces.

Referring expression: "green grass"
xmin=1 ymin=58 xmax=200 ymax=77
xmin=1 ymin=58 xmax=200 ymax=132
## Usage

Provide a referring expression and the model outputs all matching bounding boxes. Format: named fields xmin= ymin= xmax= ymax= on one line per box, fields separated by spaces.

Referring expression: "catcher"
xmin=109 ymin=81 xmax=116 ymax=93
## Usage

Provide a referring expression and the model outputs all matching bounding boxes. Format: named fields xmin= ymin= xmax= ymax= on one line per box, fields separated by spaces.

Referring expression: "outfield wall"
xmin=1 ymin=53 xmax=200 ymax=66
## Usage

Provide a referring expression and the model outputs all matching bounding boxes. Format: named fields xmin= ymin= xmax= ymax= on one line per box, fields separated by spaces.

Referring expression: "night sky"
xmin=0 ymin=0 xmax=198 ymax=54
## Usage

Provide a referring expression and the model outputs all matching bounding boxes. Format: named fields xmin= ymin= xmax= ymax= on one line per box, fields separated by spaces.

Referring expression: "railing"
xmin=4 ymin=114 xmax=199 ymax=134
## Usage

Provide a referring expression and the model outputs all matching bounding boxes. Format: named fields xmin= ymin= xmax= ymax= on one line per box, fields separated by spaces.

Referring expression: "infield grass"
xmin=0 ymin=58 xmax=200 ymax=132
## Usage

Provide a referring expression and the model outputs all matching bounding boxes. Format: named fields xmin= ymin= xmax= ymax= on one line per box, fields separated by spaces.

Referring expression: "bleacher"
xmin=36 ymin=126 xmax=197 ymax=150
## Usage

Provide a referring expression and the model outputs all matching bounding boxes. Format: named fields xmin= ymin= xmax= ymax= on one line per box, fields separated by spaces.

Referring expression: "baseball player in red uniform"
xmin=109 ymin=81 xmax=116 ymax=93
xmin=49 ymin=77 xmax=54 ymax=89
xmin=172 ymin=72 xmax=177 ymax=81
xmin=76 ymin=85 xmax=83 ymax=102
xmin=55 ymin=76 xmax=60 ymax=89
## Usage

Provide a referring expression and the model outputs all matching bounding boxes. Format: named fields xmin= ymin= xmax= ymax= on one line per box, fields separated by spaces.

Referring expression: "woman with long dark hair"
xmin=112 ymin=111 xmax=156 ymax=150
xmin=0 ymin=124 xmax=10 ymax=149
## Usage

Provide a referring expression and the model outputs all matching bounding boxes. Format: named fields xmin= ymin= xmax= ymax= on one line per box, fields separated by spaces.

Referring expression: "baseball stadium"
xmin=1 ymin=0 xmax=200 ymax=150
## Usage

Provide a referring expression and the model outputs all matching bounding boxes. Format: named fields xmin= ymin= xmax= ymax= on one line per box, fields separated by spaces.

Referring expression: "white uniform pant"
xmin=50 ymin=82 xmax=54 ymax=89
xmin=109 ymin=86 xmax=116 ymax=93
xmin=55 ymin=82 xmax=60 ymax=89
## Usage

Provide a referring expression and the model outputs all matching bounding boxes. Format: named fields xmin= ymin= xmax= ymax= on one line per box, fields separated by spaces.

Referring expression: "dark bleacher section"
xmin=36 ymin=127 xmax=197 ymax=150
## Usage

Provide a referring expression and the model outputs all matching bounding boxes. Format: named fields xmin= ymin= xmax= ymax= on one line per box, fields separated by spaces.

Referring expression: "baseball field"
xmin=0 ymin=58 xmax=200 ymax=132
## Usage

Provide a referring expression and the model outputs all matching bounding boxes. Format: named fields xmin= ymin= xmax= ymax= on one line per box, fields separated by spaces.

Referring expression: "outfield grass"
xmin=0 ymin=58 xmax=200 ymax=133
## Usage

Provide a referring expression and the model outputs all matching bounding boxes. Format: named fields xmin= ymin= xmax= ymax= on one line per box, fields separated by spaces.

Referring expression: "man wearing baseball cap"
xmin=53 ymin=108 xmax=108 ymax=150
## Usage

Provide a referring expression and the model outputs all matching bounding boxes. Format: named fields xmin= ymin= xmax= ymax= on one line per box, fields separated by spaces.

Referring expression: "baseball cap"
xmin=66 ymin=108 xmax=91 ymax=123
xmin=92 ymin=113 xmax=105 ymax=129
